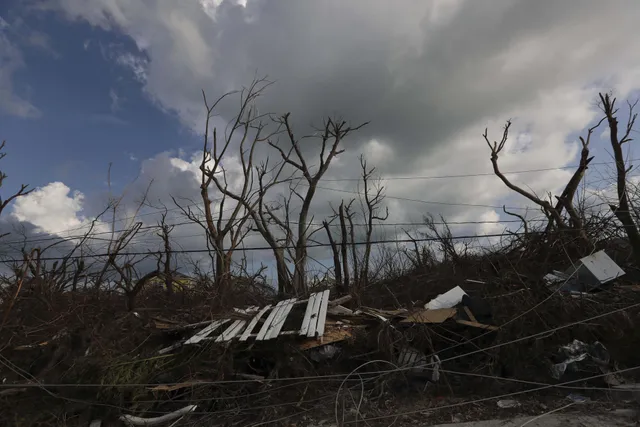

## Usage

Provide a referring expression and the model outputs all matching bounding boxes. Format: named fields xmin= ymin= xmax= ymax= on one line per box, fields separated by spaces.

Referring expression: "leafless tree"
xmin=265 ymin=114 xmax=368 ymax=294
xmin=156 ymin=210 xmax=175 ymax=296
xmin=357 ymin=155 xmax=389 ymax=290
xmin=198 ymin=79 xmax=367 ymax=295
xmin=176 ymin=78 xmax=281 ymax=297
xmin=599 ymin=92 xmax=640 ymax=265
xmin=323 ymin=199 xmax=355 ymax=294
xmin=484 ymin=119 xmax=602 ymax=243
xmin=0 ymin=141 xmax=32 ymax=236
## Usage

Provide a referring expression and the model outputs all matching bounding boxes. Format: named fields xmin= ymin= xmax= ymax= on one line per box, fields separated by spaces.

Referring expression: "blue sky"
xmin=1 ymin=4 xmax=199 ymax=207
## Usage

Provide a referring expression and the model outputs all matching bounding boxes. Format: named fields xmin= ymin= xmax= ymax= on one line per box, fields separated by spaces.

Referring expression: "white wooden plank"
xmin=239 ymin=305 xmax=272 ymax=341
xmin=216 ymin=306 xmax=261 ymax=342
xmin=267 ymin=298 xmax=297 ymax=339
xmin=256 ymin=301 xmax=286 ymax=341
xmin=299 ymin=293 xmax=318 ymax=336
xmin=184 ymin=319 xmax=229 ymax=345
xmin=306 ymin=293 xmax=323 ymax=337
xmin=315 ymin=290 xmax=330 ymax=337
xmin=215 ymin=320 xmax=243 ymax=342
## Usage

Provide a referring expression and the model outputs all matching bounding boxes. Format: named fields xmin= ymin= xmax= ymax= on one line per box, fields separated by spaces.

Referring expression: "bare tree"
xmin=484 ymin=119 xmax=602 ymax=242
xmin=339 ymin=200 xmax=354 ymax=291
xmin=357 ymin=155 xmax=389 ymax=291
xmin=322 ymin=218 xmax=343 ymax=291
xmin=174 ymin=79 xmax=275 ymax=296
xmin=199 ymin=79 xmax=367 ymax=295
xmin=265 ymin=114 xmax=368 ymax=294
xmin=156 ymin=210 xmax=175 ymax=296
xmin=0 ymin=141 xmax=32 ymax=236
xmin=599 ymin=92 xmax=640 ymax=265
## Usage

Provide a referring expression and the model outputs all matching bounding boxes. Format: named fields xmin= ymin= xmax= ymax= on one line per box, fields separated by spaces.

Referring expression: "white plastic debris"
xmin=120 ymin=405 xmax=197 ymax=426
xmin=497 ymin=399 xmax=520 ymax=408
xmin=425 ymin=286 xmax=467 ymax=310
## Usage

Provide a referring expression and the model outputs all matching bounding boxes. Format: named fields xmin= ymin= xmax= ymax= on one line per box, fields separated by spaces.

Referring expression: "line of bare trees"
xmin=2 ymin=88 xmax=640 ymax=311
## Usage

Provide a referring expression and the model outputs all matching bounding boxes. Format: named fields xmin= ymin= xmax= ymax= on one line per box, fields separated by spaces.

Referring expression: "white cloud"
xmin=11 ymin=182 xmax=87 ymax=234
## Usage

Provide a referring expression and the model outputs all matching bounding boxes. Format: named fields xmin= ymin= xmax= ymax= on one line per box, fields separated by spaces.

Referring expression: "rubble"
xmin=544 ymin=250 xmax=625 ymax=295
xmin=550 ymin=340 xmax=610 ymax=379
xmin=497 ymin=400 xmax=521 ymax=408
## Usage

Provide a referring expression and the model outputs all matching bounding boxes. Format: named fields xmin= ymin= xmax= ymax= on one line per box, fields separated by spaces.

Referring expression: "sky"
xmin=1 ymin=0 xmax=640 ymax=280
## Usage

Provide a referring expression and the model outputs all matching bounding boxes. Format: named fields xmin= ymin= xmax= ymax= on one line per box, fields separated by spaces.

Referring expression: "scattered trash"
xmin=425 ymin=286 xmax=467 ymax=310
xmin=397 ymin=347 xmax=441 ymax=381
xmin=497 ymin=399 xmax=521 ymax=408
xmin=550 ymin=340 xmax=609 ymax=379
xmin=545 ymin=250 xmax=625 ymax=294
xmin=398 ymin=347 xmax=428 ymax=374
xmin=309 ymin=344 xmax=340 ymax=362
xmin=601 ymin=365 xmax=626 ymax=386
xmin=120 ymin=404 xmax=197 ymax=426
xmin=566 ymin=393 xmax=590 ymax=403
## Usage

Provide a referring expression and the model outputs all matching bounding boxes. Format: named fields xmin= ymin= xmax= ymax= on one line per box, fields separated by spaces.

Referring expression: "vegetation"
xmin=1 ymin=88 xmax=640 ymax=425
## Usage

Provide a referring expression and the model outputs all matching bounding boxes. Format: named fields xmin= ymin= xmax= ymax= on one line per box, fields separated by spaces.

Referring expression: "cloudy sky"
xmin=1 ymin=0 xmax=640 ymax=279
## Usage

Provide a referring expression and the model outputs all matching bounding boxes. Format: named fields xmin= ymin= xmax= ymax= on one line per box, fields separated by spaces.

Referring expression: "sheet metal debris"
xmin=545 ymin=250 xmax=625 ymax=294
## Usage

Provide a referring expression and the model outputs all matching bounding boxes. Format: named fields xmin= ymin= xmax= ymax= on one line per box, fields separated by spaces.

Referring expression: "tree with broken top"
xmin=483 ymin=117 xmax=604 ymax=244
xmin=599 ymin=92 xmax=640 ymax=266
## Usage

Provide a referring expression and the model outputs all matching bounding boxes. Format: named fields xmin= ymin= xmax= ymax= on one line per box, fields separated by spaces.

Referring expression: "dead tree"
xmin=0 ymin=141 xmax=32 ymax=236
xmin=484 ymin=120 xmax=600 ymax=243
xmin=156 ymin=210 xmax=175 ymax=295
xmin=322 ymin=218 xmax=342 ymax=290
xmin=339 ymin=200 xmax=354 ymax=291
xmin=176 ymin=79 xmax=274 ymax=295
xmin=266 ymin=114 xmax=368 ymax=294
xmin=599 ymin=93 xmax=640 ymax=265
xmin=357 ymin=155 xmax=389 ymax=290
xmin=195 ymin=79 xmax=366 ymax=295
xmin=323 ymin=198 xmax=355 ymax=294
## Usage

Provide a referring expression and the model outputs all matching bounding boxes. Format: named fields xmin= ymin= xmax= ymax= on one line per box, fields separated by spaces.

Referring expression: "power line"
xmin=2 ymin=217 xmax=547 ymax=247
xmin=318 ymin=158 xmax=640 ymax=182
xmin=7 ymin=164 xmax=636 ymax=246
xmin=0 ymin=231 xmax=522 ymax=263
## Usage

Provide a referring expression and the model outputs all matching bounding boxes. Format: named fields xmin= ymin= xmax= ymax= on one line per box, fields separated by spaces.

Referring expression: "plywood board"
xmin=400 ymin=308 xmax=457 ymax=324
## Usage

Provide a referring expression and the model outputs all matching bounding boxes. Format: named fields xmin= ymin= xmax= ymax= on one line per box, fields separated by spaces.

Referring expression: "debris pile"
xmin=2 ymin=248 xmax=640 ymax=426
